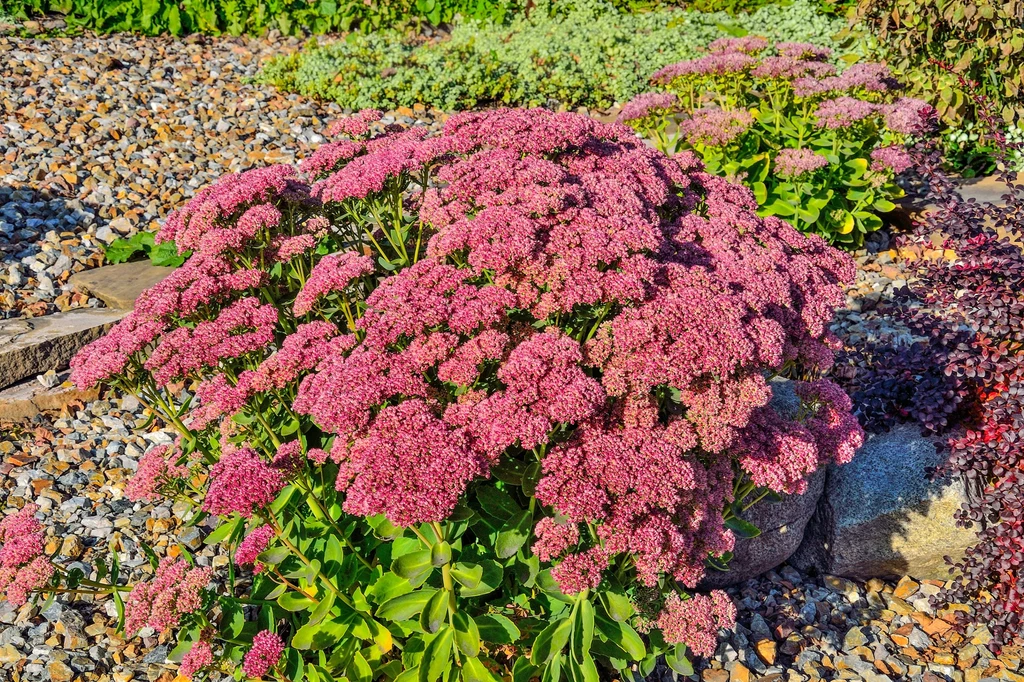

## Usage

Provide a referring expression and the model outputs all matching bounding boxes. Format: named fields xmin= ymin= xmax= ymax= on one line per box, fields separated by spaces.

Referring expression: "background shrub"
xmin=0 ymin=0 xmax=518 ymax=35
xmin=855 ymin=0 xmax=1024 ymax=128
xmin=258 ymin=0 xmax=854 ymax=111
xmin=832 ymin=85 xmax=1024 ymax=648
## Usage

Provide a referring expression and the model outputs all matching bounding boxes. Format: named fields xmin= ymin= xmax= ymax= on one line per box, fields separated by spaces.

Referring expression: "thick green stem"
xmin=265 ymin=515 xmax=354 ymax=609
xmin=295 ymin=476 xmax=374 ymax=571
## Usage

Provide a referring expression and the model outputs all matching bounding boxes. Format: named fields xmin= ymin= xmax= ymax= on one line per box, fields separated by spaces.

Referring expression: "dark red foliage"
xmin=881 ymin=64 xmax=1024 ymax=649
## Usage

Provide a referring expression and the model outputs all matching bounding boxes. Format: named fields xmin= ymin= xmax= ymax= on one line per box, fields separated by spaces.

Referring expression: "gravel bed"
xmin=0 ymin=31 xmax=443 ymax=320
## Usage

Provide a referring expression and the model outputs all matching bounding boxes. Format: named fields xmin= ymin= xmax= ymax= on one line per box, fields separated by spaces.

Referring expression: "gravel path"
xmin=0 ymin=32 xmax=346 ymax=320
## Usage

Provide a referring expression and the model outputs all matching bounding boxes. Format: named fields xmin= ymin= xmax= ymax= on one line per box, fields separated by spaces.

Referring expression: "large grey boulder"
xmin=702 ymin=468 xmax=826 ymax=588
xmin=0 ymin=308 xmax=127 ymax=390
xmin=702 ymin=378 xmax=825 ymax=588
xmin=790 ymin=424 xmax=976 ymax=580
xmin=69 ymin=260 xmax=175 ymax=310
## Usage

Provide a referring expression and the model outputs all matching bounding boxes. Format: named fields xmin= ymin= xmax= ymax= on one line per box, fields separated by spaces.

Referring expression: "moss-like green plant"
xmin=258 ymin=0 xmax=855 ymax=111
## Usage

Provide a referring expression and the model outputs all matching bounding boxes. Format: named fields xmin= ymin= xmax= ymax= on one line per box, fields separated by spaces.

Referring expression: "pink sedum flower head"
xmin=0 ymin=504 xmax=45 ymax=568
xmin=655 ymin=591 xmax=737 ymax=657
xmin=3 ymin=556 xmax=54 ymax=607
xmin=155 ymin=165 xmax=300 ymax=255
xmin=70 ymin=310 xmax=165 ymax=389
xmin=678 ymin=108 xmax=754 ymax=147
xmin=814 ymin=97 xmax=880 ymax=129
xmin=0 ymin=505 xmax=52 ymax=607
xmin=775 ymin=148 xmax=829 ymax=178
xmin=870 ymin=146 xmax=915 ymax=174
xmin=336 ymin=399 xmax=489 ymax=526
xmin=532 ymin=517 xmax=581 ymax=562
xmin=243 ymin=630 xmax=285 ymax=679
xmin=235 ymin=526 xmax=275 ymax=568
xmin=293 ymin=253 xmax=375 ymax=316
xmin=204 ymin=447 xmax=286 ymax=519
xmin=328 ymin=109 xmax=385 ymax=139
xmin=617 ymin=92 xmax=678 ymax=124
xmin=550 ymin=546 xmax=608 ymax=594
xmin=179 ymin=641 xmax=214 ymax=680
xmin=125 ymin=445 xmax=189 ymax=502
xmin=776 ymin=42 xmax=832 ymax=60
xmin=124 ymin=557 xmax=212 ymax=636
xmin=652 ymin=52 xmax=757 ymax=84
xmin=883 ymin=97 xmax=937 ymax=135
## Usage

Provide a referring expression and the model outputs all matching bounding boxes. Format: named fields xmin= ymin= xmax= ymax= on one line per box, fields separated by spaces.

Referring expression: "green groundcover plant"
xmin=618 ymin=38 xmax=936 ymax=247
xmin=258 ymin=0 xmax=853 ymax=112
xmin=0 ymin=109 xmax=863 ymax=681
xmin=0 ymin=0 xmax=517 ymax=35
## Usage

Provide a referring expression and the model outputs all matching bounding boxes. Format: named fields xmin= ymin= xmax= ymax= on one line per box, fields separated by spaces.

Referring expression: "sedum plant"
xmin=618 ymin=38 xmax=936 ymax=247
xmin=1 ymin=109 xmax=862 ymax=681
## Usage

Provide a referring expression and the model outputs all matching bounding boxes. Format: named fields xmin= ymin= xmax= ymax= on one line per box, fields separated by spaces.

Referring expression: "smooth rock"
xmin=702 ymin=380 xmax=825 ymax=587
xmin=0 ymin=371 xmax=100 ymax=423
xmin=791 ymin=425 xmax=977 ymax=580
xmin=0 ymin=308 xmax=126 ymax=390
xmin=68 ymin=260 xmax=176 ymax=310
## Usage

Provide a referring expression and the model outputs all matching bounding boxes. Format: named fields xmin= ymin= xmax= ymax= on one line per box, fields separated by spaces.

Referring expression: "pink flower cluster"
xmin=678 ymin=108 xmax=754 ymax=147
xmin=293 ymin=253 xmax=375 ymax=316
xmin=69 ymin=311 xmax=165 ymax=388
xmin=870 ymin=145 xmax=915 ymax=174
xmin=125 ymin=445 xmax=189 ymax=502
xmin=652 ymin=52 xmax=757 ymax=84
xmin=136 ymin=253 xmax=267 ymax=322
xmin=335 ymin=399 xmax=488 ymax=526
xmin=774 ymin=148 xmax=829 ymax=178
xmin=617 ymin=92 xmax=679 ymax=124
xmin=813 ymin=97 xmax=880 ymax=129
xmin=124 ymin=557 xmax=211 ymax=635
xmin=179 ymin=641 xmax=214 ymax=680
xmin=204 ymin=446 xmax=286 ymax=518
xmin=243 ymin=630 xmax=285 ymax=679
xmin=236 ymin=525 xmax=275 ymax=568
xmin=776 ymin=42 xmax=832 ymax=60
xmin=737 ymin=379 xmax=863 ymax=494
xmin=0 ymin=505 xmax=53 ymax=606
xmin=793 ymin=62 xmax=898 ymax=97
xmin=144 ymin=297 xmax=278 ymax=387
xmin=156 ymin=166 xmax=300 ymax=254
xmin=328 ymin=109 xmax=384 ymax=139
xmin=652 ymin=591 xmax=737 ymax=657
xmin=72 ymin=150 xmax=336 ymax=394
